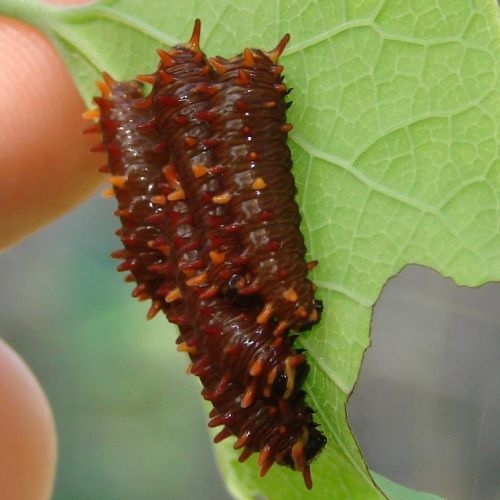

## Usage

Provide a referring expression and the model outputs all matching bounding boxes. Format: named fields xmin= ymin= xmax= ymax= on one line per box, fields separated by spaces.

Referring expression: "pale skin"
xmin=0 ymin=1 xmax=103 ymax=498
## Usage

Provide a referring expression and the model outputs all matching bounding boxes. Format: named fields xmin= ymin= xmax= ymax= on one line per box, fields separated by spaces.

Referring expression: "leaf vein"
xmin=92 ymin=6 xmax=178 ymax=46
xmin=313 ymin=280 xmax=373 ymax=308
xmin=291 ymin=134 xmax=436 ymax=213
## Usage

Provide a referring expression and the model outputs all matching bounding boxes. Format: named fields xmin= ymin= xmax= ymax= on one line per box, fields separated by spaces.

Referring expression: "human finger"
xmin=0 ymin=4 xmax=104 ymax=249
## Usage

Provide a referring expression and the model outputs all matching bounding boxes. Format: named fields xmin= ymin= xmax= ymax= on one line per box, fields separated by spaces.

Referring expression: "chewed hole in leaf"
xmin=350 ymin=265 xmax=500 ymax=500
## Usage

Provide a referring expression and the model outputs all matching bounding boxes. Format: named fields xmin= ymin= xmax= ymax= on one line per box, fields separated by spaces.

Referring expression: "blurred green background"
xmin=1 ymin=190 xmax=499 ymax=500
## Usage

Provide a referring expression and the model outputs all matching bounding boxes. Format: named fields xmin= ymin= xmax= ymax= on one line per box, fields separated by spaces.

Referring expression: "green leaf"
xmin=2 ymin=0 xmax=498 ymax=498
xmin=370 ymin=472 xmax=444 ymax=500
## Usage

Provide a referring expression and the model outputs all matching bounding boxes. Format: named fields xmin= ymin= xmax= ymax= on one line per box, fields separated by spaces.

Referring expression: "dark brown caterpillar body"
xmin=94 ymin=78 xmax=176 ymax=321
xmin=151 ymin=34 xmax=248 ymax=302
xmin=88 ymin=20 xmax=325 ymax=490
xmin=208 ymin=47 xmax=321 ymax=334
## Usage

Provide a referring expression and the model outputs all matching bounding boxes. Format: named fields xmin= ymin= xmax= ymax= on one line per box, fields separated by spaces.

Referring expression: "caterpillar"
xmin=86 ymin=19 xmax=325 ymax=490
xmin=207 ymin=43 xmax=322 ymax=335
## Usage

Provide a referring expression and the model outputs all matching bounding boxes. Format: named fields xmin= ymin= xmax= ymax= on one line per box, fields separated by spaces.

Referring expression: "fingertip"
xmin=0 ymin=16 xmax=104 ymax=249
xmin=0 ymin=339 xmax=57 ymax=500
